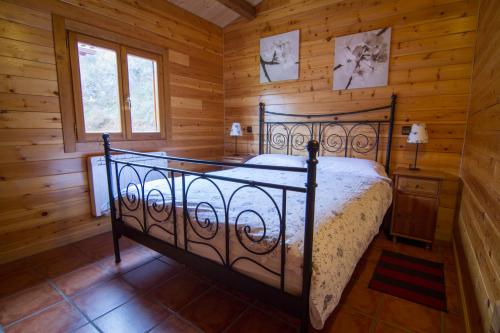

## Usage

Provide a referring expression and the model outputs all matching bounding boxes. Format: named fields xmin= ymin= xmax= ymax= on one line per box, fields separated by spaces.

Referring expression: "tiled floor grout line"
xmin=2 ymin=300 xmax=67 ymax=329
xmin=46 ymin=278 xmax=104 ymax=333
xmin=367 ymin=294 xmax=384 ymax=333
xmin=80 ymin=264 xmax=198 ymax=332
xmin=220 ymin=304 xmax=253 ymax=333
xmin=211 ymin=285 xmax=300 ymax=331
xmin=144 ymin=284 xmax=216 ymax=333
xmin=0 ymin=235 xmax=461 ymax=333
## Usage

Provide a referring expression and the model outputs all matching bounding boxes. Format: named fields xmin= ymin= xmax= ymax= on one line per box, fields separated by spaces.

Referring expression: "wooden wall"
xmin=0 ymin=0 xmax=224 ymax=263
xmin=223 ymin=0 xmax=478 ymax=240
xmin=457 ymin=0 xmax=500 ymax=330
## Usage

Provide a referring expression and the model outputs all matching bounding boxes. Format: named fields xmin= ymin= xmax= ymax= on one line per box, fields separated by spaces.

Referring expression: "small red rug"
xmin=369 ymin=250 xmax=447 ymax=311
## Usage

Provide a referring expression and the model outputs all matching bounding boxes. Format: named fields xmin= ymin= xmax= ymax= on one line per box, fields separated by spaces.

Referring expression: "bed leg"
xmin=103 ymin=133 xmax=121 ymax=264
xmin=112 ymin=227 xmax=121 ymax=263
xmin=300 ymin=316 xmax=309 ymax=333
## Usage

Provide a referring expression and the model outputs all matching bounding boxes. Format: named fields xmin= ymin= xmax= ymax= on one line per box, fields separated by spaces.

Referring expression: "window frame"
xmin=69 ymin=33 xmax=127 ymax=142
xmin=69 ymin=32 xmax=165 ymax=142
xmin=120 ymin=47 xmax=165 ymax=141
xmin=52 ymin=14 xmax=170 ymax=152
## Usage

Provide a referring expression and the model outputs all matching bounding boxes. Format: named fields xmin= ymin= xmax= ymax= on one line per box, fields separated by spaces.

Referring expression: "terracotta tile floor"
xmin=0 ymin=232 xmax=464 ymax=333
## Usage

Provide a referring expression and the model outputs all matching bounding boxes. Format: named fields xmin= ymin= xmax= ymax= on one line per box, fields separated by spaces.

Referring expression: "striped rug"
xmin=369 ymin=250 xmax=447 ymax=311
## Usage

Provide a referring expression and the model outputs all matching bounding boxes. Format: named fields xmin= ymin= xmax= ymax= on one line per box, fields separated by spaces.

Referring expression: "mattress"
xmin=115 ymin=154 xmax=392 ymax=329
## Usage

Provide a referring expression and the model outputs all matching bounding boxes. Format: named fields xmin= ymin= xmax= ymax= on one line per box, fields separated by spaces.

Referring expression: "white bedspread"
xmin=117 ymin=155 xmax=392 ymax=329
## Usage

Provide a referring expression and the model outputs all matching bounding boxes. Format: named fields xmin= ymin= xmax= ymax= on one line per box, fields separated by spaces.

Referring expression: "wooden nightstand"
xmin=391 ymin=168 xmax=447 ymax=248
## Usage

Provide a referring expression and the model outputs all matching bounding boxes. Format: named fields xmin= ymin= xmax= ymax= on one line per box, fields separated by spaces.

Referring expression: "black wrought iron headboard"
xmin=258 ymin=94 xmax=397 ymax=173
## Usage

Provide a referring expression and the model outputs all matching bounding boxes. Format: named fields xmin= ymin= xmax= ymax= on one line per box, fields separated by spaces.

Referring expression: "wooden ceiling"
xmin=168 ymin=0 xmax=262 ymax=27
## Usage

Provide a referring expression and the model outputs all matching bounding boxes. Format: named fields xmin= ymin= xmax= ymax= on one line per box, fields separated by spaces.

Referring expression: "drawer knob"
xmin=415 ymin=185 xmax=420 ymax=188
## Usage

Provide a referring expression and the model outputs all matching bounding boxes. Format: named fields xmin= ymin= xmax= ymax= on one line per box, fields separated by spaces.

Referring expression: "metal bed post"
xmin=259 ymin=102 xmax=265 ymax=155
xmin=300 ymin=139 xmax=320 ymax=333
xmin=385 ymin=94 xmax=397 ymax=174
xmin=103 ymin=133 xmax=121 ymax=263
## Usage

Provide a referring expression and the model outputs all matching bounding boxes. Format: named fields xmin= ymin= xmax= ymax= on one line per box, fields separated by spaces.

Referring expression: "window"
xmin=69 ymin=33 xmax=165 ymax=141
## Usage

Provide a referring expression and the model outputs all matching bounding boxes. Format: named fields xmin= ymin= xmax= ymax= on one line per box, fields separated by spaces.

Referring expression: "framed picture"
xmin=333 ymin=28 xmax=391 ymax=90
xmin=260 ymin=30 xmax=299 ymax=83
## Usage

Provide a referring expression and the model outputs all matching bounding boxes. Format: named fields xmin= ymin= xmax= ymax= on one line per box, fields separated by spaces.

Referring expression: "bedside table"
xmin=390 ymin=168 xmax=447 ymax=248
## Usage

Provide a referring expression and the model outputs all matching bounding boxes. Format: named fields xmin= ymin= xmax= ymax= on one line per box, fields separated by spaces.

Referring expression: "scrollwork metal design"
xmin=228 ymin=185 xmax=282 ymax=256
xmin=268 ymin=123 xmax=289 ymax=152
xmin=348 ymin=123 xmax=378 ymax=155
xmin=143 ymin=169 xmax=175 ymax=236
xmin=117 ymin=164 xmax=142 ymax=212
xmin=319 ymin=123 xmax=348 ymax=154
xmin=290 ymin=123 xmax=313 ymax=152
xmin=185 ymin=176 xmax=226 ymax=241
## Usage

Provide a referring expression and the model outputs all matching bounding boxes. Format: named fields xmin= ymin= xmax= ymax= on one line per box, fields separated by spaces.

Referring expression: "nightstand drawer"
xmin=397 ymin=176 xmax=439 ymax=196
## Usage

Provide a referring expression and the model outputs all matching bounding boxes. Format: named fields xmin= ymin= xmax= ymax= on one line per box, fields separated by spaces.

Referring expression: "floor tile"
xmin=4 ymin=301 xmax=87 ymax=333
xmin=226 ymin=308 xmax=295 ymax=333
xmin=317 ymin=308 xmax=372 ymax=333
xmin=72 ymin=278 xmax=136 ymax=320
xmin=364 ymin=245 xmax=382 ymax=263
xmin=94 ymin=296 xmax=170 ymax=333
xmin=0 ymin=257 xmax=37 ymax=277
xmin=351 ymin=259 xmax=377 ymax=287
xmin=122 ymin=259 xmax=180 ymax=292
xmin=33 ymin=246 xmax=92 ymax=278
xmin=99 ymin=246 xmax=158 ymax=275
xmin=444 ymin=267 xmax=458 ymax=288
xmin=373 ymin=321 xmax=408 ymax=333
xmin=380 ymin=295 xmax=441 ymax=333
xmin=0 ymin=268 xmax=45 ymax=298
xmin=150 ymin=315 xmax=200 ymax=333
xmin=73 ymin=323 xmax=101 ymax=333
xmin=150 ymin=271 xmax=210 ymax=310
xmin=253 ymin=301 xmax=301 ymax=327
xmin=158 ymin=255 xmax=185 ymax=270
xmin=0 ymin=282 xmax=63 ymax=326
xmin=30 ymin=244 xmax=79 ymax=262
xmin=180 ymin=287 xmax=247 ymax=333
xmin=0 ymin=231 xmax=462 ymax=333
xmin=72 ymin=232 xmax=118 ymax=260
xmin=53 ymin=263 xmax=113 ymax=296
xmin=215 ymin=282 xmax=255 ymax=304
xmin=446 ymin=285 xmax=461 ymax=315
xmin=443 ymin=313 xmax=465 ymax=333
xmin=342 ymin=284 xmax=381 ymax=315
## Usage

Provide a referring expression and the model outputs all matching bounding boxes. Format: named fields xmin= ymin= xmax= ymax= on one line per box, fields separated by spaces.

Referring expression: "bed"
xmin=102 ymin=94 xmax=397 ymax=332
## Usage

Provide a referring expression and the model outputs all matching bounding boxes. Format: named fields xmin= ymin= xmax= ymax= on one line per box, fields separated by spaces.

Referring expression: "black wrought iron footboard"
xmin=103 ymin=134 xmax=320 ymax=333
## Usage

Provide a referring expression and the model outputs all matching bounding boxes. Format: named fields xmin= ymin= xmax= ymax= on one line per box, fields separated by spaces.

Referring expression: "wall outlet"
xmin=402 ymin=125 xmax=412 ymax=135
xmin=246 ymin=126 xmax=253 ymax=133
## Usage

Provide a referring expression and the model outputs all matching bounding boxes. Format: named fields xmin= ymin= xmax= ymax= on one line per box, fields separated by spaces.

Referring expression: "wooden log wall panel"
xmin=457 ymin=0 xmax=500 ymax=330
xmin=0 ymin=0 xmax=224 ymax=263
xmin=223 ymin=0 xmax=477 ymax=240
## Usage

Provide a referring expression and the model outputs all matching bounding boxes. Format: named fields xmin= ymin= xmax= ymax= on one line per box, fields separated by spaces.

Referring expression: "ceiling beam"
xmin=214 ymin=0 xmax=256 ymax=20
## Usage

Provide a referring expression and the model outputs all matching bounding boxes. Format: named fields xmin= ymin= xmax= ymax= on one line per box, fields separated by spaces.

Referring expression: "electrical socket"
xmin=402 ymin=125 xmax=411 ymax=135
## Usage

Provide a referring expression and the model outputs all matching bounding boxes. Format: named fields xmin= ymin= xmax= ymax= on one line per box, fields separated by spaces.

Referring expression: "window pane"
xmin=127 ymin=54 xmax=160 ymax=133
xmin=77 ymin=42 xmax=121 ymax=133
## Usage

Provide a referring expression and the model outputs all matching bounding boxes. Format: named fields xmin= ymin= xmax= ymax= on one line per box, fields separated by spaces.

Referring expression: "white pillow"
xmin=245 ymin=154 xmax=306 ymax=168
xmin=317 ymin=156 xmax=388 ymax=178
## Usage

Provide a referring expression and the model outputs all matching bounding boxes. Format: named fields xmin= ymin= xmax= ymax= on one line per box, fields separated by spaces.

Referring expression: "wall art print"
xmin=333 ymin=27 xmax=391 ymax=90
xmin=260 ymin=30 xmax=299 ymax=83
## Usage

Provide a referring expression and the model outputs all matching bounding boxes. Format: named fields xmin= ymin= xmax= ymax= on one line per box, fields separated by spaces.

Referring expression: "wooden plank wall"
xmin=0 ymin=0 xmax=224 ymax=263
xmin=223 ymin=0 xmax=478 ymax=241
xmin=457 ymin=0 xmax=500 ymax=330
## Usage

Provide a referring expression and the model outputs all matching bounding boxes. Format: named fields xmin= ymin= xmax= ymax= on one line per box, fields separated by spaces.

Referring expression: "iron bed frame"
xmin=103 ymin=94 xmax=396 ymax=332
